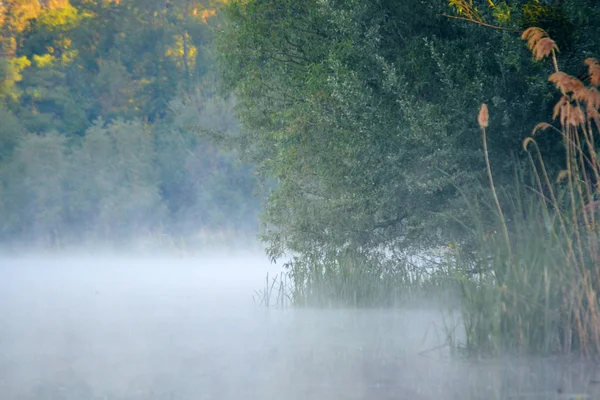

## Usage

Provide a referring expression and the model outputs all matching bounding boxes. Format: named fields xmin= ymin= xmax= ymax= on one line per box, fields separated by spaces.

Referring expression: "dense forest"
xmin=0 ymin=0 xmax=261 ymax=250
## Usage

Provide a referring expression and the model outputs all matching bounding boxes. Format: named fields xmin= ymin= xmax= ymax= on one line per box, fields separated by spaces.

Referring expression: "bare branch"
xmin=441 ymin=13 xmax=520 ymax=33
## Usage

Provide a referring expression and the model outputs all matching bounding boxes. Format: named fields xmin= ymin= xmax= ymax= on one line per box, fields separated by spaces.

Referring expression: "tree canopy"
xmin=0 ymin=0 xmax=261 ymax=249
xmin=215 ymin=0 xmax=600 ymax=270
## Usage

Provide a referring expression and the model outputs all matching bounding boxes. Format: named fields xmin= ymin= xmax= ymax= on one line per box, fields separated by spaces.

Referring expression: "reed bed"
xmin=451 ymin=27 xmax=600 ymax=357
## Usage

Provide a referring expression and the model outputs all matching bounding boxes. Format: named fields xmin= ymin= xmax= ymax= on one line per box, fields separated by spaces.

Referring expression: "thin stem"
xmin=441 ymin=13 xmax=521 ymax=32
xmin=551 ymin=48 xmax=560 ymax=74
xmin=481 ymin=125 xmax=512 ymax=261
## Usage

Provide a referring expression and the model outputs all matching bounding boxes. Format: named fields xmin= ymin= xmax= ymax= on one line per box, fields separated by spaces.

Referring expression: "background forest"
xmin=0 ymin=0 xmax=261 ymax=250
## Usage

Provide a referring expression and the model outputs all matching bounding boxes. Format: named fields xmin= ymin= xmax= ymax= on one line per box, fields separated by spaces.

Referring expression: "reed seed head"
xmin=522 ymin=136 xmax=535 ymax=151
xmin=585 ymin=58 xmax=600 ymax=87
xmin=585 ymin=87 xmax=600 ymax=110
xmin=588 ymin=105 xmax=600 ymax=122
xmin=531 ymin=122 xmax=553 ymax=136
xmin=534 ymin=38 xmax=558 ymax=61
xmin=521 ymin=27 xmax=558 ymax=61
xmin=478 ymin=103 xmax=489 ymax=129
xmin=521 ymin=27 xmax=546 ymax=49
xmin=566 ymin=104 xmax=585 ymax=127
xmin=549 ymin=72 xmax=584 ymax=94
xmin=553 ymin=95 xmax=569 ymax=121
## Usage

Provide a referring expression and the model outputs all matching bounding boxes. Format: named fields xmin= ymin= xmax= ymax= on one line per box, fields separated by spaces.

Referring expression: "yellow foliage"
xmin=11 ymin=56 xmax=32 ymax=72
xmin=0 ymin=56 xmax=30 ymax=101
xmin=200 ymin=8 xmax=217 ymax=23
xmin=6 ymin=0 xmax=42 ymax=32
xmin=61 ymin=49 xmax=78 ymax=64
xmin=38 ymin=2 xmax=80 ymax=30
xmin=490 ymin=1 xmax=511 ymax=24
xmin=33 ymin=53 xmax=55 ymax=68
xmin=448 ymin=0 xmax=511 ymax=25
xmin=165 ymin=33 xmax=198 ymax=72
xmin=448 ymin=0 xmax=485 ymax=23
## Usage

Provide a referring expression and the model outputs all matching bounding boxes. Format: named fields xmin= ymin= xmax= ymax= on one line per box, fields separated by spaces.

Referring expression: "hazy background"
xmin=0 ymin=0 xmax=261 ymax=252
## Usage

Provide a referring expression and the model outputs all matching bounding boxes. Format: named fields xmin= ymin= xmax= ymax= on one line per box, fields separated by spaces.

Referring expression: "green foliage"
xmin=216 ymin=0 xmax=600 ymax=310
xmin=520 ymin=1 xmax=574 ymax=50
xmin=0 ymin=0 xmax=262 ymax=249
xmin=0 ymin=111 xmax=259 ymax=247
xmin=450 ymin=37 xmax=600 ymax=356
xmin=218 ymin=0 xmax=578 ymax=278
xmin=0 ymin=56 xmax=30 ymax=103
xmin=6 ymin=131 xmax=68 ymax=245
xmin=67 ymin=119 xmax=167 ymax=239
xmin=0 ymin=106 xmax=25 ymax=160
xmin=161 ymin=85 xmax=261 ymax=234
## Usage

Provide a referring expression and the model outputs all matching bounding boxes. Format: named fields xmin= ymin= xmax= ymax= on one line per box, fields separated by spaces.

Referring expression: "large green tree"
xmin=216 ymin=0 xmax=600 ymax=270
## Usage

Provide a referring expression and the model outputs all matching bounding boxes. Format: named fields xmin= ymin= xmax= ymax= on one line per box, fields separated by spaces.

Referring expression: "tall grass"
xmin=253 ymin=271 xmax=293 ymax=308
xmin=453 ymin=27 xmax=600 ymax=357
xmin=258 ymin=248 xmax=460 ymax=309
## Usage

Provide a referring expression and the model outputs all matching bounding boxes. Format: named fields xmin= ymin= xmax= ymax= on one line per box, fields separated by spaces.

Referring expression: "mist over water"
xmin=1 ymin=253 xmax=599 ymax=400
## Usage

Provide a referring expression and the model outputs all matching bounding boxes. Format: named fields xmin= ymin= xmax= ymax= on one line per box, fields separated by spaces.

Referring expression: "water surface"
xmin=0 ymin=255 xmax=598 ymax=399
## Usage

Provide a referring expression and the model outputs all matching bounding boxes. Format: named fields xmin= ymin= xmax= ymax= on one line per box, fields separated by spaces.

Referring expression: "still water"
xmin=0 ymin=254 xmax=599 ymax=400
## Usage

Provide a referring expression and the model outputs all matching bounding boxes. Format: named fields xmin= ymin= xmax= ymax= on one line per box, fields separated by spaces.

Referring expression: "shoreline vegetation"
xmin=3 ymin=0 xmax=600 ymax=360
xmin=229 ymin=3 xmax=600 ymax=358
xmin=453 ymin=27 xmax=600 ymax=356
xmin=260 ymin=30 xmax=600 ymax=357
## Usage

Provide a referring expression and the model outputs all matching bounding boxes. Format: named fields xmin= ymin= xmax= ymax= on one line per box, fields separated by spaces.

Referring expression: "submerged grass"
xmin=257 ymin=249 xmax=461 ymax=310
xmin=253 ymin=271 xmax=293 ymax=308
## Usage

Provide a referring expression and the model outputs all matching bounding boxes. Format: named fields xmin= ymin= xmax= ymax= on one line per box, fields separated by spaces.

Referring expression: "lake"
xmin=0 ymin=253 xmax=598 ymax=399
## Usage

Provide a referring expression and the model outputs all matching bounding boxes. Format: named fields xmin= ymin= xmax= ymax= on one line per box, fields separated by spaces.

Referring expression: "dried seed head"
xmin=587 ymin=87 xmax=600 ymax=110
xmin=478 ymin=103 xmax=489 ymax=129
xmin=573 ymin=87 xmax=589 ymax=103
xmin=521 ymin=27 xmax=547 ymax=50
xmin=585 ymin=58 xmax=600 ymax=87
xmin=522 ymin=137 xmax=535 ymax=151
xmin=549 ymin=72 xmax=585 ymax=94
xmin=521 ymin=27 xmax=558 ymax=61
xmin=531 ymin=122 xmax=553 ymax=136
xmin=588 ymin=106 xmax=600 ymax=122
xmin=534 ymin=38 xmax=558 ymax=61
xmin=553 ymin=95 xmax=570 ymax=120
xmin=573 ymin=87 xmax=600 ymax=120
xmin=566 ymin=104 xmax=585 ymax=128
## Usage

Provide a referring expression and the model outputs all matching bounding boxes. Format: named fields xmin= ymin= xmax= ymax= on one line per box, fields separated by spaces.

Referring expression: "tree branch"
xmin=441 ymin=13 xmax=520 ymax=33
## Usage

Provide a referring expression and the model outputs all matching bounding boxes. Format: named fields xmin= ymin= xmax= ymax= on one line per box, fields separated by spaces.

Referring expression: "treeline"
xmin=0 ymin=0 xmax=261 ymax=248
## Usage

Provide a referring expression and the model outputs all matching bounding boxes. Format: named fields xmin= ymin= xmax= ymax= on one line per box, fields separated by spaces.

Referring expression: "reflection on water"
xmin=0 ymin=255 xmax=599 ymax=400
